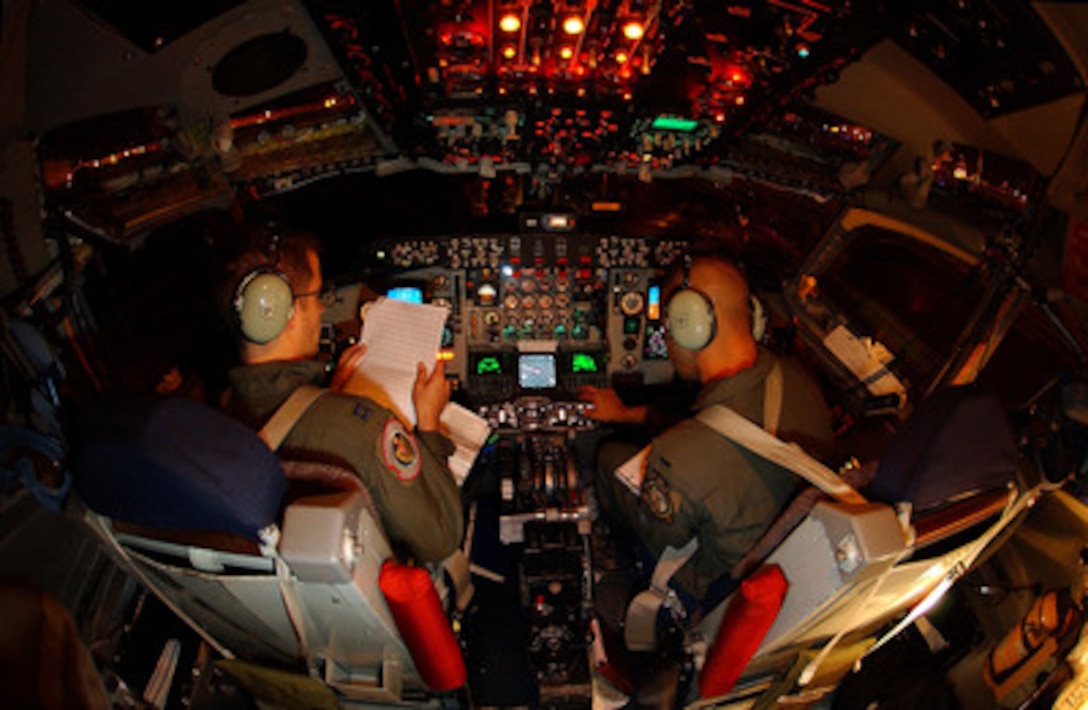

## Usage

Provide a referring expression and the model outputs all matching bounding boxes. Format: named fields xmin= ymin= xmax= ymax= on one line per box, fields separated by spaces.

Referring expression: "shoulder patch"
xmin=381 ymin=419 xmax=421 ymax=482
xmin=640 ymin=467 xmax=674 ymax=523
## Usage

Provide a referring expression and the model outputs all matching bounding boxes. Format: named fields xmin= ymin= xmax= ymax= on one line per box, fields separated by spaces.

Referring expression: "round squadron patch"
xmin=381 ymin=419 xmax=421 ymax=481
xmin=640 ymin=469 xmax=674 ymax=523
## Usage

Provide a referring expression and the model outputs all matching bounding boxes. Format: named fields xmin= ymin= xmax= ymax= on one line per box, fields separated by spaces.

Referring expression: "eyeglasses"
xmin=294 ymin=282 xmax=340 ymax=307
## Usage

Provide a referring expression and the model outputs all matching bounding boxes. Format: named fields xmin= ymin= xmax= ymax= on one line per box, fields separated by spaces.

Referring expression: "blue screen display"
xmin=387 ymin=286 xmax=423 ymax=304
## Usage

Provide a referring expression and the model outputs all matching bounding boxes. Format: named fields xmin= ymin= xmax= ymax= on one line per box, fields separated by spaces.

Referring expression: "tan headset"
xmin=232 ymin=229 xmax=296 ymax=344
xmin=665 ymin=254 xmax=766 ymax=351
xmin=234 ymin=268 xmax=295 ymax=344
xmin=666 ymin=254 xmax=717 ymax=351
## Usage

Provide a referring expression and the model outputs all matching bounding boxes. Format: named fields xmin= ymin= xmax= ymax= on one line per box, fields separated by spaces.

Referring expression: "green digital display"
xmin=651 ymin=116 xmax=699 ymax=132
xmin=571 ymin=352 xmax=599 ymax=374
xmin=476 ymin=356 xmax=502 ymax=375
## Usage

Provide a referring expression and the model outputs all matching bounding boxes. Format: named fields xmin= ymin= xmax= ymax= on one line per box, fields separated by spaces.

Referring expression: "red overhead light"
xmin=502 ymin=45 xmax=518 ymax=59
xmin=615 ymin=51 xmax=629 ymax=64
xmin=725 ymin=64 xmax=751 ymax=87
xmin=559 ymin=46 xmax=574 ymax=60
xmin=622 ymin=21 xmax=644 ymax=40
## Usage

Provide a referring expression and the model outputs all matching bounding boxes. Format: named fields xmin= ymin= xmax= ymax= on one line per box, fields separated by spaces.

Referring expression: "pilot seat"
xmin=73 ymin=394 xmax=467 ymax=705
xmin=602 ymin=382 xmax=1024 ymax=704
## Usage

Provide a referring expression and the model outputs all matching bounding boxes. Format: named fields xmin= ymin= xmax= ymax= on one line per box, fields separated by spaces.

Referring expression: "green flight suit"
xmin=595 ymin=348 xmax=835 ymax=601
xmin=228 ymin=360 xmax=463 ymax=564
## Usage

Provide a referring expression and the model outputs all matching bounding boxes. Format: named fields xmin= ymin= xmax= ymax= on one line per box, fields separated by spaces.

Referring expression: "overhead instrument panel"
xmin=395 ymin=0 xmax=864 ymax=169
xmin=306 ymin=0 xmax=881 ymax=179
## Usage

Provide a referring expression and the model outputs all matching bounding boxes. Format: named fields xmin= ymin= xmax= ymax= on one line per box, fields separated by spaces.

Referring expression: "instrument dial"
xmin=619 ymin=291 xmax=645 ymax=316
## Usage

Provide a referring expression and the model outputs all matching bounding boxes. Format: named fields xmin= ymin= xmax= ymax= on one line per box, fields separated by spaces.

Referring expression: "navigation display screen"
xmin=569 ymin=351 xmax=599 ymax=373
xmin=518 ymin=353 xmax=557 ymax=389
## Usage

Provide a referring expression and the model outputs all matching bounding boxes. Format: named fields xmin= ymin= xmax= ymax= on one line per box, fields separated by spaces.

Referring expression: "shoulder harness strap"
xmin=259 ymin=385 xmax=326 ymax=451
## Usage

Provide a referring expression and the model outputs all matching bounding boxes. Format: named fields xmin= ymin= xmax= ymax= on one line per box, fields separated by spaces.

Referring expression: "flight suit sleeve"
xmin=287 ymin=395 xmax=464 ymax=564
xmin=364 ymin=416 xmax=464 ymax=563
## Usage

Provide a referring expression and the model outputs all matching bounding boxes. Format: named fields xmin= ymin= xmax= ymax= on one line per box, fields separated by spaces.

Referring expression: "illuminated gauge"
xmin=520 ymin=277 xmax=536 ymax=293
xmin=539 ymin=311 xmax=555 ymax=326
xmin=555 ymin=277 xmax=571 ymax=292
xmin=538 ymin=294 xmax=554 ymax=310
xmin=537 ymin=276 xmax=553 ymax=291
xmin=483 ymin=311 xmax=501 ymax=326
xmin=432 ymin=274 xmax=450 ymax=291
xmin=504 ymin=293 xmax=520 ymax=310
xmin=554 ymin=293 xmax=571 ymax=309
xmin=477 ymin=283 xmax=497 ymax=305
xmin=621 ymin=271 xmax=640 ymax=289
xmin=619 ymin=291 xmax=645 ymax=316
xmin=521 ymin=294 xmax=536 ymax=309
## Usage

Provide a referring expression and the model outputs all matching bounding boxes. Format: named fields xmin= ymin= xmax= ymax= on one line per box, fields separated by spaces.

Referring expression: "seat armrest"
xmin=112 ymin=520 xmax=262 ymax=556
xmin=280 ymin=490 xmax=381 ymax=583
xmin=912 ymin=487 xmax=1011 ymax=549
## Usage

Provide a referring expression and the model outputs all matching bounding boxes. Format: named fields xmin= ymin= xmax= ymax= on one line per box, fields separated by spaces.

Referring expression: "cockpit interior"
xmin=3 ymin=1 xmax=1088 ymax=708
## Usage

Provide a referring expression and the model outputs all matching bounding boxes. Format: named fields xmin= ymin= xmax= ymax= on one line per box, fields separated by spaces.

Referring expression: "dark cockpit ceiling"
xmin=21 ymin=0 xmax=1088 ymax=237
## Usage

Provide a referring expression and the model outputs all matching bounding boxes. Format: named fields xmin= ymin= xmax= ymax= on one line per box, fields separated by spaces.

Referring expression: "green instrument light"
xmin=476 ymin=356 xmax=502 ymax=375
xmin=651 ymin=116 xmax=699 ymax=132
xmin=571 ymin=352 xmax=598 ymax=373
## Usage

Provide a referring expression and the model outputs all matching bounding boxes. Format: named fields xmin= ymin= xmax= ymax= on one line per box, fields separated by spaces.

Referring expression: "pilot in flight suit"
xmin=592 ymin=256 xmax=835 ymax=604
xmin=222 ymin=229 xmax=463 ymax=565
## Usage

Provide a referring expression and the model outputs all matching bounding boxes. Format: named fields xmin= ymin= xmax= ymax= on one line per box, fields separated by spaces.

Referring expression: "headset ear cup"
xmin=749 ymin=294 xmax=767 ymax=343
xmin=667 ymin=288 xmax=716 ymax=351
xmin=235 ymin=271 xmax=294 ymax=344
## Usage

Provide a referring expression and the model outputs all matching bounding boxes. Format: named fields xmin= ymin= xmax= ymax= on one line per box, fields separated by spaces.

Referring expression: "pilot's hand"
xmin=578 ymin=385 xmax=647 ymax=425
xmin=329 ymin=343 xmax=367 ymax=392
xmin=413 ymin=360 xmax=450 ymax=432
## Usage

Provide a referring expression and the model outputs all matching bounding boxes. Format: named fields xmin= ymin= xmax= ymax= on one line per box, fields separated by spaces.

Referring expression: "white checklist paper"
xmin=354 ymin=297 xmax=449 ymax=426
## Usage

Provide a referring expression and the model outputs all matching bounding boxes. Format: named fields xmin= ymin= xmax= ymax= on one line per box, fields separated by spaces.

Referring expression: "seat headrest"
xmin=870 ymin=384 xmax=1018 ymax=512
xmin=74 ymin=396 xmax=286 ymax=540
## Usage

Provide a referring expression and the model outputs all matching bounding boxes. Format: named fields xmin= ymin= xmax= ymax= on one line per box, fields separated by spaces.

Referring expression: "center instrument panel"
xmin=370 ymin=216 xmax=689 ymax=404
